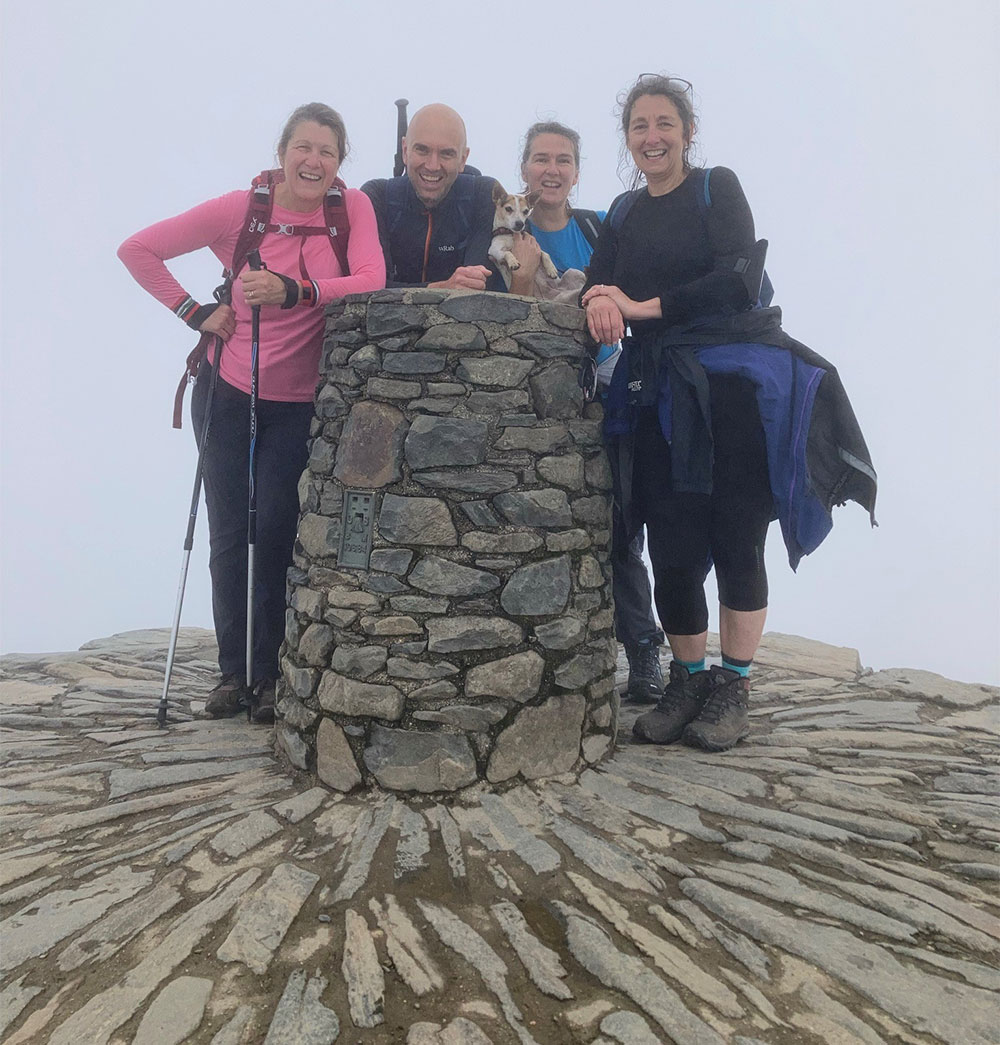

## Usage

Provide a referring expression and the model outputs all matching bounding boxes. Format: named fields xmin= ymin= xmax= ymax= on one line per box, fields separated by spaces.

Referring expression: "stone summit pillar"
xmin=276 ymin=289 xmax=618 ymax=793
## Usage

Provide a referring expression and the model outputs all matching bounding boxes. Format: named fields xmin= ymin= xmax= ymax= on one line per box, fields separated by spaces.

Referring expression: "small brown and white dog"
xmin=487 ymin=182 xmax=586 ymax=304
xmin=488 ymin=183 xmax=559 ymax=287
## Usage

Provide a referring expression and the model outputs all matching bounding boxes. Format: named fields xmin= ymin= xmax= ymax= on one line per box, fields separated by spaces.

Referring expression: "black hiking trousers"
xmin=192 ymin=362 xmax=312 ymax=682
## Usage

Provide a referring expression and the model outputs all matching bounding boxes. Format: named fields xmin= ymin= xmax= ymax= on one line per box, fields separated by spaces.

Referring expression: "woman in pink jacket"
xmin=119 ymin=103 xmax=386 ymax=723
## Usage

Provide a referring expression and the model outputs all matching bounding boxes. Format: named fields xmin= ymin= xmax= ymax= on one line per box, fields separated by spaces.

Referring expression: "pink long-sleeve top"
xmin=118 ymin=187 xmax=386 ymax=401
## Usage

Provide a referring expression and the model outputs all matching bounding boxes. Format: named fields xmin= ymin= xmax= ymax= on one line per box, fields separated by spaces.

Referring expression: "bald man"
xmin=362 ymin=104 xmax=502 ymax=290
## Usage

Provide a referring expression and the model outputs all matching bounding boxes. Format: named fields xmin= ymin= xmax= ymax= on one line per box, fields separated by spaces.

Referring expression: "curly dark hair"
xmin=616 ymin=74 xmax=698 ymax=188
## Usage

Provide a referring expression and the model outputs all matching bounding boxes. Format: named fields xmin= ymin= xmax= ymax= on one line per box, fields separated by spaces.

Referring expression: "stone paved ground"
xmin=1 ymin=629 xmax=998 ymax=1045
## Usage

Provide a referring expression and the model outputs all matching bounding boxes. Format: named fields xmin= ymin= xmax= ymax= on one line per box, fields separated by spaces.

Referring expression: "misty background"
xmin=1 ymin=1 xmax=997 ymax=685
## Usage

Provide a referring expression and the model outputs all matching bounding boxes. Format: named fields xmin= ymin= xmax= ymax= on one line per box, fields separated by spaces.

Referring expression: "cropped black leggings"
xmin=631 ymin=375 xmax=774 ymax=635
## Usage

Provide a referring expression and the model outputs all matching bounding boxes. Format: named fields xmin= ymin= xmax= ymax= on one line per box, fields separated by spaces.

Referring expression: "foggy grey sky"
xmin=1 ymin=0 xmax=998 ymax=684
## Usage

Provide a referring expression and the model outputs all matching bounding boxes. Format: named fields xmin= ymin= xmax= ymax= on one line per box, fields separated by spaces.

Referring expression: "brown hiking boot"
xmin=205 ymin=673 xmax=249 ymax=718
xmin=683 ymin=665 xmax=751 ymax=751
xmin=248 ymin=679 xmax=276 ymax=725
xmin=632 ymin=661 xmax=712 ymax=744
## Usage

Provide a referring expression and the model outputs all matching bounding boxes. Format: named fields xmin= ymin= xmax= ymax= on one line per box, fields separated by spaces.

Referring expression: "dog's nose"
xmin=513 ymin=221 xmax=524 ymax=231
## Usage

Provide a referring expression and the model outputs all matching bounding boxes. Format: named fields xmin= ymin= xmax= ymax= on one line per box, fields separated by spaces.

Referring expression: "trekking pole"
xmin=393 ymin=99 xmax=408 ymax=178
xmin=245 ymin=249 xmax=263 ymax=696
xmin=157 ymin=333 xmax=225 ymax=728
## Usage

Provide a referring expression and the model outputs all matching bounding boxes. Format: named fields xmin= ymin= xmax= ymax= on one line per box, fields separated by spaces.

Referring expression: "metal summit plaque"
xmin=338 ymin=491 xmax=374 ymax=569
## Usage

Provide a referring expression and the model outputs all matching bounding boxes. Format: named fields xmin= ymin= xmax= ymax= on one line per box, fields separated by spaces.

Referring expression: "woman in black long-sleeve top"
xmin=582 ymin=75 xmax=774 ymax=751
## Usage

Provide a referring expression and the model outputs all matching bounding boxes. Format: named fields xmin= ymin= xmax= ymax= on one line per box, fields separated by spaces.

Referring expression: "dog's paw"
xmin=541 ymin=254 xmax=559 ymax=279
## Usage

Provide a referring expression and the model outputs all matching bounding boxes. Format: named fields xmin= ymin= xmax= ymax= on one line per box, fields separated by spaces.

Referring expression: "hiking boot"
xmin=682 ymin=665 xmax=751 ymax=751
xmin=632 ymin=661 xmax=712 ymax=744
xmin=624 ymin=642 xmax=665 ymax=704
xmin=248 ymin=679 xmax=276 ymax=725
xmin=205 ymin=673 xmax=249 ymax=718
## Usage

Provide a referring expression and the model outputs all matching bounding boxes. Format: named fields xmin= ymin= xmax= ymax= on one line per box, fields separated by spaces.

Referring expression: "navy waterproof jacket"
xmin=604 ymin=306 xmax=877 ymax=570
xmin=361 ymin=173 xmax=504 ymax=290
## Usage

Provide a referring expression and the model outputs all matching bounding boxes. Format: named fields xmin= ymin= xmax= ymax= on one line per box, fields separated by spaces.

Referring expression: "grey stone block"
xmin=438 ymin=293 xmax=532 ymax=323
xmin=330 ymin=644 xmax=388 ymax=679
xmin=413 ymin=469 xmax=518 ymax=494
xmin=530 ymin=362 xmax=584 ymax=419
xmin=410 ymin=555 xmax=499 ymax=596
xmin=514 ymin=331 xmax=583 ymax=358
xmin=495 ymin=425 xmax=570 ymax=453
xmin=459 ymin=502 xmax=502 ymax=528
xmin=386 ymin=657 xmax=459 ymax=680
xmin=415 ymin=323 xmax=487 ymax=351
xmin=367 ymin=377 xmax=422 ymax=398
xmin=466 ymin=390 xmax=530 ymax=413
xmin=316 ymin=719 xmax=362 ymax=791
xmin=405 ymin=416 xmax=489 ymax=469
xmin=501 ymin=556 xmax=571 ymax=616
xmin=456 ymin=356 xmax=534 ymax=388
xmin=367 ymin=302 xmax=425 ymax=337
xmin=378 ymin=494 xmax=458 ymax=546
xmin=369 ymin=549 xmax=413 ymax=574
xmin=488 ymin=694 xmax=585 ymax=782
xmin=427 ymin=616 xmax=523 ymax=653
xmin=466 ymin=650 xmax=545 ymax=702
xmin=495 ymin=489 xmax=573 ymax=527
xmin=537 ymin=454 xmax=585 ymax=490
xmin=318 ymin=672 xmax=404 ymax=720
xmin=462 ymin=530 xmax=543 ymax=553
xmin=364 ymin=725 xmax=477 ymax=792
xmin=382 ymin=352 xmax=447 ymax=374
xmin=534 ymin=616 xmax=587 ymax=650
xmin=298 ymin=624 xmax=335 ymax=665
xmin=413 ymin=704 xmax=507 ymax=731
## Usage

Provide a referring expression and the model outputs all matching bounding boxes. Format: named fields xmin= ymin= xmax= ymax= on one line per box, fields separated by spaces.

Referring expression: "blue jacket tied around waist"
xmin=604 ymin=306 xmax=877 ymax=571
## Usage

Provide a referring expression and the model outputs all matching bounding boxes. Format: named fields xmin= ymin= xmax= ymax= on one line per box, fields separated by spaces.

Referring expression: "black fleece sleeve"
xmin=360 ymin=178 xmax=395 ymax=283
xmin=580 ymin=198 xmax=624 ymax=299
xmin=659 ymin=167 xmax=756 ymax=324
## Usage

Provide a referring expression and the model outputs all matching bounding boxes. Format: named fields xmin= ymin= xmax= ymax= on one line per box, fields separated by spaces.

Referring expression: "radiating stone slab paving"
xmin=1 ymin=627 xmax=998 ymax=1044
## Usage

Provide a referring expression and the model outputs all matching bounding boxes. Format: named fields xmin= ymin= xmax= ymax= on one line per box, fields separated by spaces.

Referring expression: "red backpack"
xmin=172 ymin=169 xmax=351 ymax=427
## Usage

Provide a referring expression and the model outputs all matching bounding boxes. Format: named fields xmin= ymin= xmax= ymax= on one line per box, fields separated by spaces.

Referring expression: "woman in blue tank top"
xmin=509 ymin=120 xmax=666 ymax=706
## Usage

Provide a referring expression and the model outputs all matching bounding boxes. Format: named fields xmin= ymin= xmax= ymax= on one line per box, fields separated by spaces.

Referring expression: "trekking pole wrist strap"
xmin=274 ymin=271 xmax=300 ymax=310
xmin=185 ymin=302 xmax=220 ymax=330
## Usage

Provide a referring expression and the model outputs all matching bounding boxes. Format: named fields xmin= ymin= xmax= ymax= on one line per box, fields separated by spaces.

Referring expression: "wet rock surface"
xmin=1 ymin=626 xmax=998 ymax=1043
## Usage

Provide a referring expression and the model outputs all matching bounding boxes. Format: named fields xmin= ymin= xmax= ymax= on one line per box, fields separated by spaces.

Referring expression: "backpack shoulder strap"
xmin=322 ymin=177 xmax=350 ymax=276
xmin=691 ymin=167 xmax=713 ymax=222
xmin=572 ymin=209 xmax=602 ymax=250
xmin=608 ymin=189 xmax=642 ymax=233
xmin=225 ymin=169 xmax=275 ymax=283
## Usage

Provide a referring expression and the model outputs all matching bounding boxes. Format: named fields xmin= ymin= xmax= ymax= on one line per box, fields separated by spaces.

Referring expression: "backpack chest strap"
xmin=264 ymin=222 xmax=341 ymax=239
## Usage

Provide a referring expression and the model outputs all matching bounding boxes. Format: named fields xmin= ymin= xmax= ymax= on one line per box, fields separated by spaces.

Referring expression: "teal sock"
xmin=721 ymin=654 xmax=751 ymax=678
xmin=676 ymin=657 xmax=706 ymax=674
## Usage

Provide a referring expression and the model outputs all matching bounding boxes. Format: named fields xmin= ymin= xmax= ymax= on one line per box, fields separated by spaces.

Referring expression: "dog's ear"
xmin=525 ymin=190 xmax=541 ymax=209
xmin=492 ymin=182 xmax=507 ymax=205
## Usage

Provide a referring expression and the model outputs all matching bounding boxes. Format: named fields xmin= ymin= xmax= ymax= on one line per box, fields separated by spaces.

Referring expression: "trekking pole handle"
xmin=247 ymin=249 xmax=263 ymax=273
xmin=394 ymin=99 xmax=408 ymax=179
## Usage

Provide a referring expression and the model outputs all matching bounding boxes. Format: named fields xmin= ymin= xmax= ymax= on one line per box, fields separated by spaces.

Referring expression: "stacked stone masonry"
xmin=277 ymin=289 xmax=618 ymax=794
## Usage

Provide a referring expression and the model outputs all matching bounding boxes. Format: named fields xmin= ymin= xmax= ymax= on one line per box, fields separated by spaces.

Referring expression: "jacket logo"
xmin=437 ymin=245 xmax=455 ymax=252
xmin=628 ymin=380 xmax=643 ymax=392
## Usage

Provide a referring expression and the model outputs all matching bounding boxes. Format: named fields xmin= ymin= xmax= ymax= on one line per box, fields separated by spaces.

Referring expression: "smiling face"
xmin=627 ymin=94 xmax=691 ymax=192
xmin=402 ymin=105 xmax=470 ymax=209
xmin=277 ymin=120 xmax=342 ymax=211
xmin=521 ymin=132 xmax=579 ymax=210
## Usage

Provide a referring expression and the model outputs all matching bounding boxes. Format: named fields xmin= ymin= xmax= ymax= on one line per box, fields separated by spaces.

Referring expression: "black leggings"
xmin=192 ymin=363 xmax=313 ymax=681
xmin=632 ymin=375 xmax=774 ymax=635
